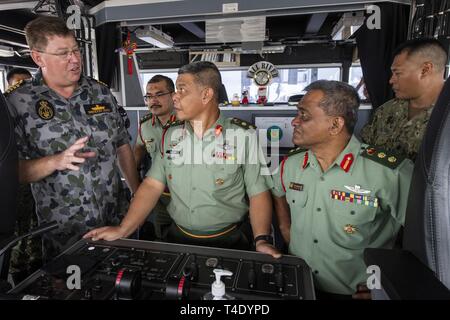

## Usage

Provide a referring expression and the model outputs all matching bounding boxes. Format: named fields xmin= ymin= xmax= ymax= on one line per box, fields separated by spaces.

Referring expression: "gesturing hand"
xmin=53 ymin=136 xmax=96 ymax=171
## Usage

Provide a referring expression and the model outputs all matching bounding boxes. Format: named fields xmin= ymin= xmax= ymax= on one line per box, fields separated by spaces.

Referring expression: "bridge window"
xmin=140 ymin=64 xmax=341 ymax=104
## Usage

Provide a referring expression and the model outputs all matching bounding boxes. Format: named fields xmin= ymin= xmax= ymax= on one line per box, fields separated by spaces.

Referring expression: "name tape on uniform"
xmin=84 ymin=103 xmax=112 ymax=115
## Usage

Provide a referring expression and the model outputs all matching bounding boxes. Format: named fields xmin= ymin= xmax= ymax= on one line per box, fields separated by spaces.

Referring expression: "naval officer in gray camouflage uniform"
xmin=5 ymin=16 xmax=139 ymax=260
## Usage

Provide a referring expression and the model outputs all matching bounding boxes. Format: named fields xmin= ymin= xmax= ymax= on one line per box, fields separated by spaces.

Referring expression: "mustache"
xmin=150 ymin=104 xmax=161 ymax=108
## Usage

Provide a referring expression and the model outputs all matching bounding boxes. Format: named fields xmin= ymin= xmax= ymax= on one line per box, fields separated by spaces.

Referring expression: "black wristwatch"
xmin=254 ymin=234 xmax=274 ymax=246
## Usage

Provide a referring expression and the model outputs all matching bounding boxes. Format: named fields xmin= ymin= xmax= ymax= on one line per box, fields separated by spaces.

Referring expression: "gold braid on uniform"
xmin=230 ymin=117 xmax=257 ymax=130
xmin=90 ymin=77 xmax=109 ymax=88
xmin=4 ymin=79 xmax=25 ymax=96
xmin=139 ymin=113 xmax=153 ymax=125
xmin=286 ymin=146 xmax=307 ymax=157
xmin=360 ymin=146 xmax=406 ymax=169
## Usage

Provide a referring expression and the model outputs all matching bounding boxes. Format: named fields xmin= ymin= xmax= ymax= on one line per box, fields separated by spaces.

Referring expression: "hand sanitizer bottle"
xmin=203 ymin=269 xmax=235 ymax=300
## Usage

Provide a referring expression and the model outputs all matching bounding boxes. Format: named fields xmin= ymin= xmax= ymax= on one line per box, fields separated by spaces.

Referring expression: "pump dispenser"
xmin=203 ymin=269 xmax=235 ymax=300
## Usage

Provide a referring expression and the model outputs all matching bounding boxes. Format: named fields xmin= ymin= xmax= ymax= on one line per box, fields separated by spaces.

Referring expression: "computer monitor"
xmin=252 ymin=114 xmax=295 ymax=149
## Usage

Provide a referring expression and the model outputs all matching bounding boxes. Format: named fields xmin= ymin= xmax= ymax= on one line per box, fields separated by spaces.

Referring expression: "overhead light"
xmin=135 ymin=26 xmax=174 ymax=48
xmin=0 ymin=45 xmax=14 ymax=57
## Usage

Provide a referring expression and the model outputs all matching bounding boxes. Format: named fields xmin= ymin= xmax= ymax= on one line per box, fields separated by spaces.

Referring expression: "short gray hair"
xmin=304 ymin=80 xmax=360 ymax=134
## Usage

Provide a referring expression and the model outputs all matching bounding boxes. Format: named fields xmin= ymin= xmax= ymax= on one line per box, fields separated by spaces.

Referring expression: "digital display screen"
xmin=253 ymin=116 xmax=295 ymax=148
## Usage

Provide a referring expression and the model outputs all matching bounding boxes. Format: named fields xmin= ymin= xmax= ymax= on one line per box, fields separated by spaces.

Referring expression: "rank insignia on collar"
xmin=289 ymin=182 xmax=304 ymax=191
xmin=302 ymin=152 xmax=309 ymax=169
xmin=215 ymin=125 xmax=223 ymax=136
xmin=215 ymin=178 xmax=225 ymax=185
xmin=344 ymin=185 xmax=370 ymax=194
xmin=344 ymin=224 xmax=357 ymax=234
xmin=35 ymin=99 xmax=55 ymax=120
xmin=340 ymin=153 xmax=354 ymax=172
xmin=83 ymin=103 xmax=112 ymax=115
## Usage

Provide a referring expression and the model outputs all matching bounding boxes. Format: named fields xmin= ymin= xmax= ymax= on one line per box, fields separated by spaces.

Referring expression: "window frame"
xmin=139 ymin=63 xmax=343 ymax=104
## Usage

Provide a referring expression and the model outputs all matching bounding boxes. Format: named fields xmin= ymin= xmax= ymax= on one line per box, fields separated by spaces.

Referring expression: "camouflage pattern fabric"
xmin=360 ymin=99 xmax=433 ymax=161
xmin=5 ymin=70 xmax=130 ymax=261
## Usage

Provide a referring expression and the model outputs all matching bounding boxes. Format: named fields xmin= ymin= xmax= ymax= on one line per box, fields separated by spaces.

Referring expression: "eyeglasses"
xmin=144 ymin=91 xmax=173 ymax=101
xmin=34 ymin=48 xmax=81 ymax=60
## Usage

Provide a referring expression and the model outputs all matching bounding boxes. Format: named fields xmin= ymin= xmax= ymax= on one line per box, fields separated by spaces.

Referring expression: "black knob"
xmin=114 ymin=269 xmax=142 ymax=300
xmin=189 ymin=255 xmax=198 ymax=282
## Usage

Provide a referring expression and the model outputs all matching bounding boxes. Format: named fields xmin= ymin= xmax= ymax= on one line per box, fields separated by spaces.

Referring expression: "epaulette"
xmin=163 ymin=119 xmax=184 ymax=129
xmin=230 ymin=117 xmax=256 ymax=130
xmin=140 ymin=113 xmax=153 ymax=125
xmin=287 ymin=146 xmax=307 ymax=157
xmin=360 ymin=146 xmax=406 ymax=169
xmin=4 ymin=79 xmax=25 ymax=96
xmin=90 ymin=77 xmax=109 ymax=88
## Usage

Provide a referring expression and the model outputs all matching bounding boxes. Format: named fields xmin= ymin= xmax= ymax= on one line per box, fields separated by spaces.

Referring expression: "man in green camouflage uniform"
xmin=361 ymin=38 xmax=447 ymax=161
xmin=5 ymin=16 xmax=139 ymax=261
xmin=85 ymin=61 xmax=281 ymax=258
xmin=272 ymin=81 xmax=413 ymax=299
xmin=134 ymin=75 xmax=176 ymax=240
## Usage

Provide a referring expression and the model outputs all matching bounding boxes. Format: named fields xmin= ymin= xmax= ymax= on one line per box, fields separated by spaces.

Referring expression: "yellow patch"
xmin=36 ymin=100 xmax=54 ymax=120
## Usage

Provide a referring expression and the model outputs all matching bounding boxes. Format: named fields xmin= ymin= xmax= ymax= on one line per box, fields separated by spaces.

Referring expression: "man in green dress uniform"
xmin=272 ymin=80 xmax=414 ymax=298
xmin=85 ymin=61 xmax=280 ymax=258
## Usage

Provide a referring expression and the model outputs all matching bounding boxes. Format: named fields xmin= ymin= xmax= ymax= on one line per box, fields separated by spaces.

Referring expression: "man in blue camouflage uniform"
xmin=5 ymin=16 xmax=139 ymax=261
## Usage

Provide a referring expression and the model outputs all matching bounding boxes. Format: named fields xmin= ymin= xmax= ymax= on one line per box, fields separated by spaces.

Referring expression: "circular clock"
xmin=254 ymin=70 xmax=271 ymax=86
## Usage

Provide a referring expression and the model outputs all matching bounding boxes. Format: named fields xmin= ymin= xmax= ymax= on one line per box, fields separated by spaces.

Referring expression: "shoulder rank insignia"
xmin=163 ymin=119 xmax=184 ymax=129
xmin=361 ymin=146 xmax=405 ymax=169
xmin=140 ymin=113 xmax=153 ymax=125
xmin=287 ymin=146 xmax=307 ymax=158
xmin=91 ymin=78 xmax=109 ymax=87
xmin=230 ymin=118 xmax=256 ymax=130
xmin=4 ymin=79 xmax=25 ymax=96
